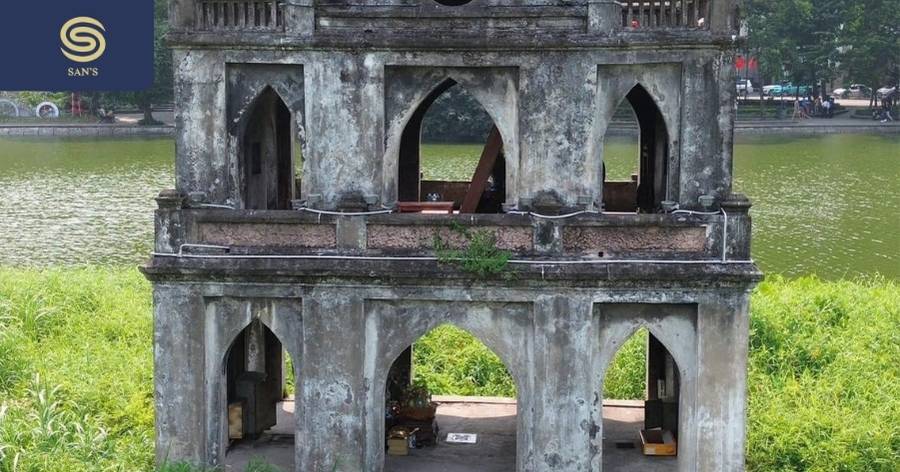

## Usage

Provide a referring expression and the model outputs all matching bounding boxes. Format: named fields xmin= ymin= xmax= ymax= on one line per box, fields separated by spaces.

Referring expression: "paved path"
xmin=224 ymin=398 xmax=678 ymax=472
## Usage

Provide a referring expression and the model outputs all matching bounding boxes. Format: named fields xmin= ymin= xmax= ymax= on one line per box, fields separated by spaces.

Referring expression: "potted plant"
xmin=398 ymin=380 xmax=437 ymax=421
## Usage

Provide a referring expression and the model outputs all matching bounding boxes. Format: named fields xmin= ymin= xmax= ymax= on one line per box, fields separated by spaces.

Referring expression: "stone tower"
xmin=144 ymin=1 xmax=761 ymax=471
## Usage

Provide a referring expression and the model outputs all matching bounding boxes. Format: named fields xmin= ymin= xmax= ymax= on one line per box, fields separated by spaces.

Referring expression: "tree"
xmin=745 ymin=0 xmax=900 ymax=103
xmin=745 ymin=0 xmax=813 ymax=84
xmin=421 ymin=87 xmax=494 ymax=144
xmin=110 ymin=0 xmax=173 ymax=124
xmin=837 ymin=0 xmax=900 ymax=105
xmin=745 ymin=0 xmax=848 ymax=90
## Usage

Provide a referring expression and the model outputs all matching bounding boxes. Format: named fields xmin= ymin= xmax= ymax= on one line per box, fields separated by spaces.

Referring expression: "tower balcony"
xmin=147 ymin=191 xmax=757 ymax=284
xmin=168 ymin=0 xmax=740 ymax=48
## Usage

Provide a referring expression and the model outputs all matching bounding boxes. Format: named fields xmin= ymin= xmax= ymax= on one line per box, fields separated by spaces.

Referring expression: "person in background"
xmin=801 ymin=95 xmax=813 ymax=118
xmin=881 ymin=90 xmax=895 ymax=122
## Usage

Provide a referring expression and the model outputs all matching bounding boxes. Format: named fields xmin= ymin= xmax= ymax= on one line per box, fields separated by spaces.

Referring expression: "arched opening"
xmin=602 ymin=328 xmax=679 ymax=469
xmin=384 ymin=324 xmax=517 ymax=471
xmin=241 ymin=87 xmax=296 ymax=210
xmin=602 ymin=85 xmax=669 ymax=213
xmin=398 ymin=80 xmax=506 ymax=214
xmin=223 ymin=320 xmax=296 ymax=469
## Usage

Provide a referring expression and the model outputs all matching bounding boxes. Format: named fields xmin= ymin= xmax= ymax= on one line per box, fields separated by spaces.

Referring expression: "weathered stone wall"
xmin=155 ymin=208 xmax=752 ymax=261
xmin=172 ymin=48 xmax=736 ymax=211
xmin=148 ymin=274 xmax=754 ymax=471
xmin=151 ymin=2 xmax=759 ymax=472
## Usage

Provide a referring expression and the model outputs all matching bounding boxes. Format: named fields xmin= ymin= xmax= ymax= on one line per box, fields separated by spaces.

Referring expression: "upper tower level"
xmin=167 ymin=0 xmax=741 ymax=47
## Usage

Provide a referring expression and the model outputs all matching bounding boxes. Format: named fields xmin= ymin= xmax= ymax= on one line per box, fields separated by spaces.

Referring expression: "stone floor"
xmin=224 ymin=398 xmax=677 ymax=471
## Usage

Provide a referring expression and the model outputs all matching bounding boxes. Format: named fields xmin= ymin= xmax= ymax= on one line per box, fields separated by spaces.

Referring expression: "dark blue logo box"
xmin=0 ymin=0 xmax=154 ymax=91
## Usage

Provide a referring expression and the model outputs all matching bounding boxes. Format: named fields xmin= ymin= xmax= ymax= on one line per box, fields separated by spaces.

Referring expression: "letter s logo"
xmin=60 ymin=17 xmax=106 ymax=63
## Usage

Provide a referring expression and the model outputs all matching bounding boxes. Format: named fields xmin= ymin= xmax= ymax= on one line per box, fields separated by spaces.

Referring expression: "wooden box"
xmin=228 ymin=401 xmax=244 ymax=439
xmin=387 ymin=427 xmax=412 ymax=456
xmin=640 ymin=429 xmax=677 ymax=456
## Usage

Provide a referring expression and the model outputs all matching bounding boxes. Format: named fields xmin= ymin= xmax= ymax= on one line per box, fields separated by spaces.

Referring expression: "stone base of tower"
xmin=145 ymin=251 xmax=758 ymax=472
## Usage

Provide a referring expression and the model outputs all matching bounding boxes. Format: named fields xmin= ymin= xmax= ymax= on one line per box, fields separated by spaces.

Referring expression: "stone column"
xmin=285 ymin=0 xmax=315 ymax=36
xmin=694 ymin=291 xmax=752 ymax=471
xmin=153 ymin=284 xmax=208 ymax=466
xmin=154 ymin=190 xmax=186 ymax=254
xmin=679 ymin=56 xmax=723 ymax=209
xmin=173 ymin=49 xmax=230 ymax=204
xmin=588 ymin=1 xmax=622 ymax=34
xmin=530 ymin=296 xmax=596 ymax=471
xmin=297 ymin=290 xmax=368 ymax=472
xmin=169 ymin=0 xmax=196 ymax=30
xmin=708 ymin=0 xmax=739 ymax=34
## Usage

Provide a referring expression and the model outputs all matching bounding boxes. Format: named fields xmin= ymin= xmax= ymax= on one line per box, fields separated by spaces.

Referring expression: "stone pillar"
xmin=305 ymin=54 xmax=385 ymax=209
xmin=173 ymin=49 xmax=230 ymax=204
xmin=154 ymin=190 xmax=186 ymax=254
xmin=694 ymin=292 xmax=752 ymax=471
xmin=531 ymin=296 xmax=595 ymax=471
xmin=588 ymin=1 xmax=622 ymax=34
xmin=679 ymin=57 xmax=723 ymax=209
xmin=708 ymin=0 xmax=739 ymax=34
xmin=722 ymin=193 xmax=753 ymax=261
xmin=297 ymin=290 xmax=368 ymax=472
xmin=153 ymin=284 xmax=207 ymax=466
xmin=169 ymin=0 xmax=196 ymax=30
xmin=336 ymin=216 xmax=367 ymax=250
xmin=714 ymin=52 xmax=738 ymax=204
xmin=285 ymin=0 xmax=315 ymax=36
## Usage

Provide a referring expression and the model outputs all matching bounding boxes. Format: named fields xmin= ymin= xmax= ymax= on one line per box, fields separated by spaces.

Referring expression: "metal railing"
xmin=620 ymin=0 xmax=710 ymax=29
xmin=195 ymin=1 xmax=286 ymax=32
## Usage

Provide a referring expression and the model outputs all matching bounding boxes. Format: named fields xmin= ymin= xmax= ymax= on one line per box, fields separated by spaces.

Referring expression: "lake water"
xmin=0 ymin=134 xmax=896 ymax=278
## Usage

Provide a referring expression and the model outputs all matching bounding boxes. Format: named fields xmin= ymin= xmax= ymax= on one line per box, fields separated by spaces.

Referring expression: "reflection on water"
xmin=0 ymin=135 xmax=896 ymax=278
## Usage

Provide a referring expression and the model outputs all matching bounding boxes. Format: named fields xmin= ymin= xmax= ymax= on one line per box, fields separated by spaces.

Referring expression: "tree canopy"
xmin=745 ymin=0 xmax=900 ymax=89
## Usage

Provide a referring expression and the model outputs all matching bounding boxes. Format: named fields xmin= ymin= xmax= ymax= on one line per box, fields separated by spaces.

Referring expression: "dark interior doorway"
xmin=242 ymin=87 xmax=294 ymax=210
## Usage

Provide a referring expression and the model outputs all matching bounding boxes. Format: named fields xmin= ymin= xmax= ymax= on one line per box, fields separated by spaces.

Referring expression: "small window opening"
xmin=434 ymin=0 xmax=474 ymax=6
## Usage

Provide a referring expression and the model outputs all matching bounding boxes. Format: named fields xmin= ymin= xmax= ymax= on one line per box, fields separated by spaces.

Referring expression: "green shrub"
xmin=433 ymin=224 xmax=511 ymax=279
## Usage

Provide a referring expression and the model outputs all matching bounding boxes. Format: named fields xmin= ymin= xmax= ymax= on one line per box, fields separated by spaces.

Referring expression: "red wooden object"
xmin=396 ymin=202 xmax=455 ymax=214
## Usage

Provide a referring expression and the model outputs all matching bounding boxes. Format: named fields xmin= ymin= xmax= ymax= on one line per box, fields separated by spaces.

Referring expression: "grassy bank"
xmin=0 ymin=268 xmax=897 ymax=471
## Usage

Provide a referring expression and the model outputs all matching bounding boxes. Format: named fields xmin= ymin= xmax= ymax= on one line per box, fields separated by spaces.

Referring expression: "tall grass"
xmin=746 ymin=276 xmax=899 ymax=471
xmin=0 ymin=268 xmax=897 ymax=471
xmin=0 ymin=268 xmax=153 ymax=472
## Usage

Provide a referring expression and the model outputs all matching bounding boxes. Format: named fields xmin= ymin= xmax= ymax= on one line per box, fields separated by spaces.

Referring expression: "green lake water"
xmin=0 ymin=134 xmax=897 ymax=278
